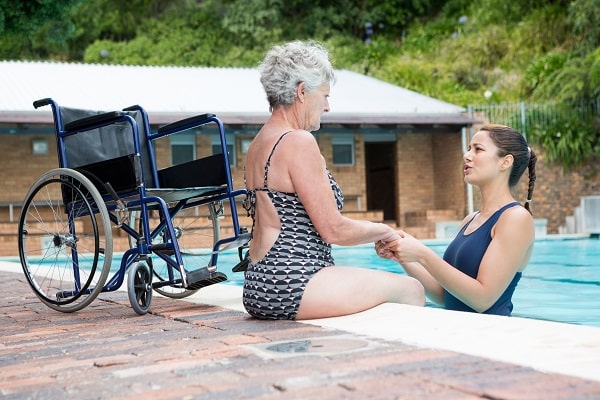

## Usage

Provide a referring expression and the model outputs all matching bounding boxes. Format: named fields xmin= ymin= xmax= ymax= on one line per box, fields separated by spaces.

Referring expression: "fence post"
xmin=466 ymin=105 xmax=474 ymax=215
xmin=462 ymin=126 xmax=474 ymax=215
xmin=520 ymin=100 xmax=527 ymax=140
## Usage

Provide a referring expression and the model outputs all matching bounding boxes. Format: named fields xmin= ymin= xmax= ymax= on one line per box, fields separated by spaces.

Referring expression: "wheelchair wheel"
xmin=128 ymin=261 xmax=153 ymax=315
xmin=128 ymin=201 xmax=222 ymax=299
xmin=18 ymin=168 xmax=113 ymax=312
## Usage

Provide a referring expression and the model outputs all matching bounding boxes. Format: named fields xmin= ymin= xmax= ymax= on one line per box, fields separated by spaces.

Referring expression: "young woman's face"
xmin=463 ymin=130 xmax=506 ymax=185
xmin=303 ymin=83 xmax=330 ymax=132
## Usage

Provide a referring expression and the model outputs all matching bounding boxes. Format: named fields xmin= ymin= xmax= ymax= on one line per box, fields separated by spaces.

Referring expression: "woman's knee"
xmin=404 ymin=276 xmax=426 ymax=306
xmin=389 ymin=275 xmax=425 ymax=306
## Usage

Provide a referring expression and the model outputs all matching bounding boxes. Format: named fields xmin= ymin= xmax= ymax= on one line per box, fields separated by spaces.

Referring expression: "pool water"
xmin=218 ymin=237 xmax=600 ymax=327
xmin=24 ymin=236 xmax=596 ymax=327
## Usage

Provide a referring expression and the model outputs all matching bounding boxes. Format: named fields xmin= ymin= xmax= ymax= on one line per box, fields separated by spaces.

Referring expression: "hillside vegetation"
xmin=1 ymin=0 xmax=598 ymax=166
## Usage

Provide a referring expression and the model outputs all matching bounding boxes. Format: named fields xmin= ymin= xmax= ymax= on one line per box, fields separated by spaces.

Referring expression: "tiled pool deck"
xmin=1 ymin=262 xmax=599 ymax=399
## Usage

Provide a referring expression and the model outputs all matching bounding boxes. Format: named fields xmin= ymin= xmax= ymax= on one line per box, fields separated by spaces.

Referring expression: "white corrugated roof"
xmin=0 ymin=60 xmax=468 ymax=124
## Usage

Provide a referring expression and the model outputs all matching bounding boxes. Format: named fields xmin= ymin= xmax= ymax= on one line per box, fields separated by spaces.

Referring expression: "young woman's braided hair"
xmin=481 ymin=124 xmax=537 ymax=214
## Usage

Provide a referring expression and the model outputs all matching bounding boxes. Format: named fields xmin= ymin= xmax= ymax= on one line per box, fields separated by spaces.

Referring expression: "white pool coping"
xmin=3 ymin=260 xmax=598 ymax=383
xmin=177 ymin=283 xmax=600 ymax=383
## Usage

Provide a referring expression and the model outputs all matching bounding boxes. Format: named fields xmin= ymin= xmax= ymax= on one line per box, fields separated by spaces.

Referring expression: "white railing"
xmin=467 ymin=99 xmax=600 ymax=139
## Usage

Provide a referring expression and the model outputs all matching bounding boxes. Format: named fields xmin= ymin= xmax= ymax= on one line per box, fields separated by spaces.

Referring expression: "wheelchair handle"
xmin=33 ymin=98 xmax=53 ymax=109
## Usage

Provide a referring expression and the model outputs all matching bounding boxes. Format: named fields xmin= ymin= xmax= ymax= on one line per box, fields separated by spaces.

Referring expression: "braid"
xmin=524 ymin=148 xmax=537 ymax=215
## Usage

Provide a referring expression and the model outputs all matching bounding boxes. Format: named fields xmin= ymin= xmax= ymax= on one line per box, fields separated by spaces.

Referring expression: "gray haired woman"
xmin=242 ymin=40 xmax=425 ymax=320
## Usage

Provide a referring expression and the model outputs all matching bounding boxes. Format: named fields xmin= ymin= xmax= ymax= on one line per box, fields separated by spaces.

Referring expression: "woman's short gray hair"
xmin=259 ymin=40 xmax=336 ymax=109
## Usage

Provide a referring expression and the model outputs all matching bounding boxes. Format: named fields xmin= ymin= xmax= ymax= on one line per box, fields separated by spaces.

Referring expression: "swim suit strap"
xmin=263 ymin=131 xmax=293 ymax=188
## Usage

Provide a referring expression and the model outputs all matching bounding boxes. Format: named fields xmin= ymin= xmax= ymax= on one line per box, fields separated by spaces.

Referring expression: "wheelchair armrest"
xmin=157 ymin=113 xmax=216 ymax=134
xmin=64 ymin=111 xmax=125 ymax=131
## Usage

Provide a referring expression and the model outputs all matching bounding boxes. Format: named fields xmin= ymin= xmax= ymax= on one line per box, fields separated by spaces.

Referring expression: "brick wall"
xmin=1 ymin=128 xmax=598 ymax=243
xmin=432 ymin=131 xmax=466 ymax=215
xmin=319 ymin=132 xmax=366 ymax=212
xmin=395 ymin=133 xmax=435 ymax=226
xmin=1 ymin=134 xmax=58 ymax=203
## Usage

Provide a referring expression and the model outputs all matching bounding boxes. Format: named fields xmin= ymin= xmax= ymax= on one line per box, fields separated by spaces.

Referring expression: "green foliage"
xmin=68 ymin=0 xmax=189 ymax=59
xmin=522 ymin=52 xmax=569 ymax=98
xmin=589 ymin=48 xmax=600 ymax=97
xmin=83 ymin=2 xmax=266 ymax=67
xmin=2 ymin=0 xmax=599 ymax=168
xmin=221 ymin=0 xmax=284 ymax=46
xmin=0 ymin=0 xmax=82 ymax=59
xmin=569 ymin=0 xmax=600 ymax=50
xmin=467 ymin=0 xmax=569 ymax=27
xmin=525 ymin=49 xmax=600 ymax=102
xmin=528 ymin=104 xmax=599 ymax=169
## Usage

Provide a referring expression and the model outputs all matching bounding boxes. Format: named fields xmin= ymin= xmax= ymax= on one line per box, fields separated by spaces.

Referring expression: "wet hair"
xmin=480 ymin=124 xmax=537 ymax=214
xmin=258 ymin=40 xmax=336 ymax=110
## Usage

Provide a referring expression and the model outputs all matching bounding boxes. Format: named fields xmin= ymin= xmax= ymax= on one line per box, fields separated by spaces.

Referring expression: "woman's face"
xmin=303 ymin=83 xmax=330 ymax=131
xmin=463 ymin=130 xmax=506 ymax=186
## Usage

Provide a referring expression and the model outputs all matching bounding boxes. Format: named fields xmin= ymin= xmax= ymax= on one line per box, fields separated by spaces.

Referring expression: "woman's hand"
xmin=385 ymin=230 xmax=426 ymax=264
xmin=375 ymin=239 xmax=398 ymax=261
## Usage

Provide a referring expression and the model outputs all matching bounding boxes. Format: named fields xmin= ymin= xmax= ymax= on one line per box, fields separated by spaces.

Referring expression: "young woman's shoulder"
xmin=496 ymin=203 xmax=534 ymax=235
xmin=503 ymin=203 xmax=534 ymax=221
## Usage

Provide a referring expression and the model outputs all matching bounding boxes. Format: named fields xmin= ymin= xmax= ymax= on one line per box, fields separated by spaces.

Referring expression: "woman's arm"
xmin=376 ymin=240 xmax=445 ymax=305
xmin=281 ymin=131 xmax=398 ymax=245
xmin=388 ymin=207 xmax=534 ymax=312
xmin=397 ymin=261 xmax=446 ymax=305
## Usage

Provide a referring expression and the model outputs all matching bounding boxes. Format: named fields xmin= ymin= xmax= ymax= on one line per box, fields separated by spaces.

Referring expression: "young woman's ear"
xmin=500 ymin=154 xmax=514 ymax=171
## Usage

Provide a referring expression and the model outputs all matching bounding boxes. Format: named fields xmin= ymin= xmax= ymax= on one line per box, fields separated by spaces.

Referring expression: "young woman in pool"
xmin=377 ymin=125 xmax=537 ymax=316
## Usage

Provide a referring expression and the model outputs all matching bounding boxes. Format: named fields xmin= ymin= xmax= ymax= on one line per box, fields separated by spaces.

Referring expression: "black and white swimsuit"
xmin=242 ymin=132 xmax=344 ymax=320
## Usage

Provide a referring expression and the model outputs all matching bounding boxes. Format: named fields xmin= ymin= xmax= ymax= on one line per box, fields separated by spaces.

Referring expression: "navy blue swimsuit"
xmin=443 ymin=202 xmax=522 ymax=316
xmin=242 ymin=132 xmax=344 ymax=320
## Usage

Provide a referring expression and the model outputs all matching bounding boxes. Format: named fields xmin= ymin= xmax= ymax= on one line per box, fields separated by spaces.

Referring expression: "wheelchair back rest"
xmin=59 ymin=107 xmax=156 ymax=192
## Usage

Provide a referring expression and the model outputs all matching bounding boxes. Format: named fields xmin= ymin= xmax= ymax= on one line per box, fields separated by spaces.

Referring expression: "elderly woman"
xmin=378 ymin=125 xmax=537 ymax=316
xmin=242 ymin=40 xmax=425 ymax=320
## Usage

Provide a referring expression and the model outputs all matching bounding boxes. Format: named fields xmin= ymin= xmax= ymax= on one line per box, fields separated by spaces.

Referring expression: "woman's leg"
xmin=295 ymin=266 xmax=425 ymax=320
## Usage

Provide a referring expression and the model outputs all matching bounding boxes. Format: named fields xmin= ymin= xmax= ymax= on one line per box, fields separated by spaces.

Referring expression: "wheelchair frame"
xmin=17 ymin=98 xmax=249 ymax=314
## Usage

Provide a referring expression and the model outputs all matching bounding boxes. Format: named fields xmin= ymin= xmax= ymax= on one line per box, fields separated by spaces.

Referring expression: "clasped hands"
xmin=375 ymin=230 xmax=423 ymax=264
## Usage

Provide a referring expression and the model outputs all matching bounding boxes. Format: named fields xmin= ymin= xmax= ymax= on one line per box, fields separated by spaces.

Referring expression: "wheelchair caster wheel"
xmin=128 ymin=262 xmax=153 ymax=315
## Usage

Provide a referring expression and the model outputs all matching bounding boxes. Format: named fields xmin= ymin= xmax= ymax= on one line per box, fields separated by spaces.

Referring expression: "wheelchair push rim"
xmin=18 ymin=168 xmax=113 ymax=312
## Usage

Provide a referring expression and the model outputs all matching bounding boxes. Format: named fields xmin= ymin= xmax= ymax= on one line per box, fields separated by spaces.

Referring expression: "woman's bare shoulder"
xmin=502 ymin=204 xmax=533 ymax=222
xmin=496 ymin=204 xmax=534 ymax=236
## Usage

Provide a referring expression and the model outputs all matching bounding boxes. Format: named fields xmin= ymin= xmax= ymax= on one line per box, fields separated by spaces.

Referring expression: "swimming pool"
xmin=218 ymin=236 xmax=600 ymax=327
xmin=12 ymin=236 xmax=598 ymax=327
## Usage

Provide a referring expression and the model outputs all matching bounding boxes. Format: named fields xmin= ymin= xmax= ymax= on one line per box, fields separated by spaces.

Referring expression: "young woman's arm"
xmin=389 ymin=207 xmax=534 ymax=312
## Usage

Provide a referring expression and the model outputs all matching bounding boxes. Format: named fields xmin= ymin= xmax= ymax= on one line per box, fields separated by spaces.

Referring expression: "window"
xmin=171 ymin=134 xmax=195 ymax=165
xmin=332 ymin=135 xmax=355 ymax=165
xmin=211 ymin=134 xmax=236 ymax=166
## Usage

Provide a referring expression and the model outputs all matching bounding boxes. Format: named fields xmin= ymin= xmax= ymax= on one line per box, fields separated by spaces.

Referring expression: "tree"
xmin=0 ymin=0 xmax=82 ymax=59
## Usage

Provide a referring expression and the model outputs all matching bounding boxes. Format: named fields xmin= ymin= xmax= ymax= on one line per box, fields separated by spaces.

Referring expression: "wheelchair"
xmin=17 ymin=98 xmax=250 ymax=314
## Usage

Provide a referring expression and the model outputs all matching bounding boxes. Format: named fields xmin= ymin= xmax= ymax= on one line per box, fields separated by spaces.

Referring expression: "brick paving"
xmin=1 ymin=270 xmax=600 ymax=400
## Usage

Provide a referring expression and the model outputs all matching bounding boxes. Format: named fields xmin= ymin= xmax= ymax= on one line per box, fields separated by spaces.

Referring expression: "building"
xmin=0 ymin=60 xmax=476 ymax=253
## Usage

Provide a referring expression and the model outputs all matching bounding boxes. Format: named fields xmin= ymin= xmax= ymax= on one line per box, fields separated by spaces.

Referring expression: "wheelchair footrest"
xmin=186 ymin=268 xmax=228 ymax=290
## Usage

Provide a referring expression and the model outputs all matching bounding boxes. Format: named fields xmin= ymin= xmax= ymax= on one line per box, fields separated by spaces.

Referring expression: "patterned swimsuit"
xmin=242 ymin=132 xmax=344 ymax=320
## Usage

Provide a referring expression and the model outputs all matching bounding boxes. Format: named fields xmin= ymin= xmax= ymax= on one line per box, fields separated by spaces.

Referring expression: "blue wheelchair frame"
xmin=19 ymin=98 xmax=249 ymax=314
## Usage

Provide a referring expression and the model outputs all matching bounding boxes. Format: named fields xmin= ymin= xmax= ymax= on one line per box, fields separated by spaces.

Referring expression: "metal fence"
xmin=467 ymin=99 xmax=600 ymax=139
